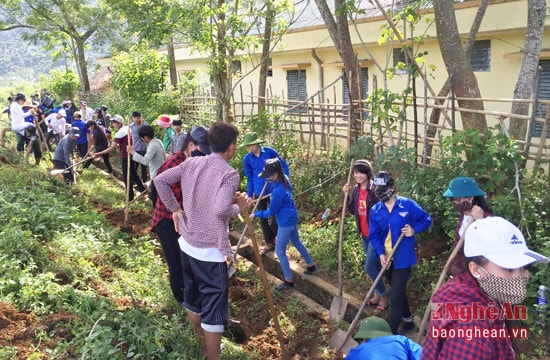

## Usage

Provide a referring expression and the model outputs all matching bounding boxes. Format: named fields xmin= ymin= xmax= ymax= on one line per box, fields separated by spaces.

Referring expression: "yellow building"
xmin=97 ymin=0 xmax=550 ymax=161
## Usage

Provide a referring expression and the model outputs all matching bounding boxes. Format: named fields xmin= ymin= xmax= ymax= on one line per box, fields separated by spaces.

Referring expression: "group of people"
xmin=341 ymin=160 xmax=548 ymax=359
xmin=3 ymin=93 xmax=548 ymax=358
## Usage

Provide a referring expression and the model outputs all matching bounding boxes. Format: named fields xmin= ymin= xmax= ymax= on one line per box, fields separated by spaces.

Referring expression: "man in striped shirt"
xmin=154 ymin=122 xmax=250 ymax=360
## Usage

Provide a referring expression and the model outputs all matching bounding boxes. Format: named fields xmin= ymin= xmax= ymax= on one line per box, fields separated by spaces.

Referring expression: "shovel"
xmin=49 ymin=151 xmax=93 ymax=175
xmin=242 ymin=208 xmax=289 ymax=359
xmin=228 ymin=182 xmax=268 ymax=278
xmin=329 ymin=158 xmax=354 ymax=322
xmin=330 ymin=232 xmax=406 ymax=354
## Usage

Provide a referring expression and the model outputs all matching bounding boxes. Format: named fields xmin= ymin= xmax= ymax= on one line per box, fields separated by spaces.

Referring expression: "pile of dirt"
xmin=0 ymin=302 xmax=79 ymax=358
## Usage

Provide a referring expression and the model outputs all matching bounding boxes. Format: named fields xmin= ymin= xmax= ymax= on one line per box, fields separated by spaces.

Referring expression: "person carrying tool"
xmin=369 ymin=171 xmax=432 ymax=334
xmin=128 ymin=124 xmax=166 ymax=206
xmin=249 ymin=158 xmax=317 ymax=291
xmin=93 ymin=115 xmax=146 ymax=202
xmin=150 ymin=125 xmax=211 ymax=306
xmin=130 ymin=111 xmax=149 ymax=184
xmin=421 ymin=217 xmax=549 ymax=360
xmin=155 ymin=122 xmax=250 ymax=360
xmin=52 ymin=127 xmax=80 ymax=184
xmin=44 ymin=109 xmax=67 ymax=151
xmin=82 ymin=120 xmax=113 ymax=177
xmin=242 ymin=132 xmax=289 ymax=255
xmin=20 ymin=123 xmax=42 ymax=165
xmin=0 ymin=93 xmax=35 ymax=148
xmin=345 ymin=316 xmax=422 ymax=360
xmin=343 ymin=159 xmax=388 ymax=315
xmin=443 ymin=176 xmax=493 ymax=246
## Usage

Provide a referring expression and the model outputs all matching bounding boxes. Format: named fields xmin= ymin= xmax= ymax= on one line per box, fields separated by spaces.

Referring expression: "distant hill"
xmin=0 ymin=28 xmax=75 ymax=85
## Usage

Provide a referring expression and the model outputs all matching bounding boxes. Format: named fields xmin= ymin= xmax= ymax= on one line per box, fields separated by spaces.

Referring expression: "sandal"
xmin=260 ymin=245 xmax=275 ymax=255
xmin=373 ymin=304 xmax=389 ymax=316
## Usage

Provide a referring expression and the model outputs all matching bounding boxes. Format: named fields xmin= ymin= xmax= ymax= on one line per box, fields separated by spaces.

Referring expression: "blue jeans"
xmin=275 ymin=224 xmax=314 ymax=281
xmin=362 ymin=235 xmax=386 ymax=297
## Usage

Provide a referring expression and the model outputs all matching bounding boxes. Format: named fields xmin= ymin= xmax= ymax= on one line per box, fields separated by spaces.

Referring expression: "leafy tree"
xmin=178 ymin=0 xmax=294 ymax=122
xmin=0 ymin=0 xmax=118 ymax=93
xmin=110 ymin=42 xmax=169 ymax=107
xmin=108 ymin=0 xmax=183 ymax=88
xmin=39 ymin=69 xmax=80 ymax=101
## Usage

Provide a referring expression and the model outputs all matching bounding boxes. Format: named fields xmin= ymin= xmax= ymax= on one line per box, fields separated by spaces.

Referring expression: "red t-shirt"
xmin=358 ymin=187 xmax=369 ymax=236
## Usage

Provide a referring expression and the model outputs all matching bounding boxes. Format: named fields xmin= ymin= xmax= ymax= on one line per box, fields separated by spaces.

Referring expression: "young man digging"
xmin=155 ymin=122 xmax=250 ymax=360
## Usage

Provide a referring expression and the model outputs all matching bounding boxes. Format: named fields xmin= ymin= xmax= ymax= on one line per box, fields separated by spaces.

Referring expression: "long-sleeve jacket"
xmin=53 ymin=135 xmax=77 ymax=167
xmin=132 ymin=138 xmax=166 ymax=179
xmin=369 ymin=195 xmax=432 ymax=269
xmin=154 ymin=153 xmax=241 ymax=258
xmin=253 ymin=177 xmax=298 ymax=227
xmin=347 ymin=181 xmax=379 ymax=236
xmin=243 ymin=146 xmax=289 ymax=197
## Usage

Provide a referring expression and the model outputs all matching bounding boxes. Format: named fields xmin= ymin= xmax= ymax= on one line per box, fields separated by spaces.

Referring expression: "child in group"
xmin=369 ymin=171 xmax=432 ymax=334
xmin=249 ymin=158 xmax=316 ymax=291
xmin=343 ymin=159 xmax=388 ymax=315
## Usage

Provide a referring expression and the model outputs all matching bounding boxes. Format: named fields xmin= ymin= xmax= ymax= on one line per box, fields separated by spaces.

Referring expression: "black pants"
xmin=133 ymin=150 xmax=148 ymax=183
xmin=121 ymin=157 xmax=145 ymax=201
xmin=149 ymin=181 xmax=158 ymax=209
xmin=82 ymin=153 xmax=113 ymax=174
xmin=53 ymin=159 xmax=73 ymax=184
xmin=257 ymin=197 xmax=277 ymax=246
xmin=45 ymin=132 xmax=59 ymax=151
xmin=384 ymin=266 xmax=412 ymax=334
xmin=154 ymin=218 xmax=185 ymax=303
xmin=77 ymin=143 xmax=88 ymax=158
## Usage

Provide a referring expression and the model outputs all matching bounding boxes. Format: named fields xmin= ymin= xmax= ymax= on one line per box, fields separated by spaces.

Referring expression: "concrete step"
xmin=229 ymin=231 xmax=369 ymax=324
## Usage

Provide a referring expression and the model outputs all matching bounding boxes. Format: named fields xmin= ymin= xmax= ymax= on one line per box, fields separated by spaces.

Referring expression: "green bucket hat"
xmin=353 ymin=316 xmax=393 ymax=341
xmin=443 ymin=176 xmax=486 ymax=198
xmin=241 ymin=132 xmax=265 ymax=147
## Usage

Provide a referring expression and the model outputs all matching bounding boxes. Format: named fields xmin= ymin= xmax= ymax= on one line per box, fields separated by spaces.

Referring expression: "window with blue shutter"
xmin=470 ymin=40 xmax=491 ymax=72
xmin=287 ymin=69 xmax=307 ymax=113
xmin=533 ymin=60 xmax=550 ymax=137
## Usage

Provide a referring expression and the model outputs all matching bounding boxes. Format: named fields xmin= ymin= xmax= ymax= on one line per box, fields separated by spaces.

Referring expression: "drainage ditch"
xmin=229 ymin=231 xmax=367 ymax=324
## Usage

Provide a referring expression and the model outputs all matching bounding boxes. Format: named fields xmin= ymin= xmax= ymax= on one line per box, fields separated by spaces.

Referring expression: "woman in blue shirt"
xmin=249 ymin=158 xmax=316 ymax=291
xmin=369 ymin=171 xmax=432 ymax=334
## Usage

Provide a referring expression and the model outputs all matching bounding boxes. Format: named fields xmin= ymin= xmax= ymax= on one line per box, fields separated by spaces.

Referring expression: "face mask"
xmin=191 ymin=149 xmax=206 ymax=157
xmin=452 ymin=199 xmax=473 ymax=213
xmin=378 ymin=188 xmax=395 ymax=203
xmin=476 ymin=266 xmax=529 ymax=305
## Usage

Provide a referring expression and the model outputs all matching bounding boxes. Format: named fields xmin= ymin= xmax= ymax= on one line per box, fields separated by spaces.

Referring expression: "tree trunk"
xmin=509 ymin=0 xmax=546 ymax=141
xmin=212 ymin=0 xmax=229 ymax=122
xmin=76 ymin=38 xmax=90 ymax=93
xmin=433 ymin=0 xmax=487 ymax=132
xmin=258 ymin=1 xmax=274 ymax=112
xmin=425 ymin=0 xmax=489 ymax=159
xmin=167 ymin=38 xmax=178 ymax=89
xmin=314 ymin=0 xmax=361 ymax=143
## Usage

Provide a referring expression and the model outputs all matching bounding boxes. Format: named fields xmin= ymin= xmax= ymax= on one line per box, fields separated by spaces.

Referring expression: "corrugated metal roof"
xmin=289 ymin=0 xmax=433 ymax=30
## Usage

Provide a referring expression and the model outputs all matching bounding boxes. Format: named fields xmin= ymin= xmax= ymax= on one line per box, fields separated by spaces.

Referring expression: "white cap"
xmin=57 ymin=109 xmax=67 ymax=117
xmin=112 ymin=114 xmax=124 ymax=123
xmin=464 ymin=217 xmax=549 ymax=269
